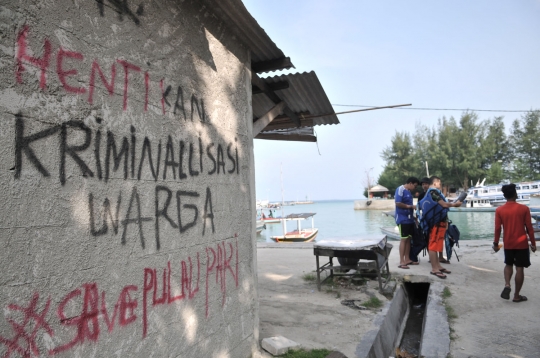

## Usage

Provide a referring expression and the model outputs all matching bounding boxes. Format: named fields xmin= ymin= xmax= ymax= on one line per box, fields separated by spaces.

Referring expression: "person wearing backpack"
xmin=418 ymin=176 xmax=462 ymax=279
xmin=494 ymin=184 xmax=536 ymax=302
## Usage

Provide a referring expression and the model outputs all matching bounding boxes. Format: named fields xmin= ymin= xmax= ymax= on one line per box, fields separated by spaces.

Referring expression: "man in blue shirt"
xmin=395 ymin=177 xmax=420 ymax=268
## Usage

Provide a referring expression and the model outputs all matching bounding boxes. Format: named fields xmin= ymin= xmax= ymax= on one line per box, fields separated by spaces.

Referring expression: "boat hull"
xmin=380 ymin=227 xmax=401 ymax=241
xmin=261 ymin=218 xmax=281 ymax=224
xmin=450 ymin=206 xmax=496 ymax=212
xmin=271 ymin=229 xmax=318 ymax=243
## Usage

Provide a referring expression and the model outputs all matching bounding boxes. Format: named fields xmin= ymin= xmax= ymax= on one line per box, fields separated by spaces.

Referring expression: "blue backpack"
xmin=417 ymin=188 xmax=449 ymax=234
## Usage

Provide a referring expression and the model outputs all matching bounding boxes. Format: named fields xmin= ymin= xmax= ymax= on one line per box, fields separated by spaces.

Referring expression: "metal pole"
xmin=301 ymin=103 xmax=412 ymax=120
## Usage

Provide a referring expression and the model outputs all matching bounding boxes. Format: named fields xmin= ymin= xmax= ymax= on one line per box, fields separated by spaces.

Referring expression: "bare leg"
xmin=514 ymin=266 xmax=524 ymax=298
xmin=399 ymin=239 xmax=407 ymax=266
xmin=504 ymin=264 xmax=513 ymax=288
xmin=404 ymin=237 xmax=411 ymax=263
xmin=429 ymin=250 xmax=440 ymax=273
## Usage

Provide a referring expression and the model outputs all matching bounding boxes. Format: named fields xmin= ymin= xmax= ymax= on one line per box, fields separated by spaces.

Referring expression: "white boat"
xmin=451 ymin=198 xmax=496 ymax=212
xmin=466 ymin=179 xmax=540 ymax=206
xmin=270 ymin=213 xmax=318 ymax=243
xmin=256 ymin=220 xmax=266 ymax=234
xmin=530 ymin=195 xmax=540 ymax=213
xmin=259 ymin=209 xmax=282 ymax=224
xmin=380 ymin=226 xmax=401 ymax=240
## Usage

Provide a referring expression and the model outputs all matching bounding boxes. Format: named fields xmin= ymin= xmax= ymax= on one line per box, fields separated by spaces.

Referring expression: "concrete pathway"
xmin=256 ymin=240 xmax=540 ymax=357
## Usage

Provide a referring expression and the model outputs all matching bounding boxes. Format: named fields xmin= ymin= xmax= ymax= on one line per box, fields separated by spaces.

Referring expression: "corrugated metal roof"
xmin=253 ymin=71 xmax=339 ymax=134
xmin=202 ymin=0 xmax=294 ymax=72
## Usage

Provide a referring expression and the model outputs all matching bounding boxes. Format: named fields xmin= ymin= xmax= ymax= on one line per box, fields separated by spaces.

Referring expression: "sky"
xmin=243 ymin=0 xmax=540 ymax=202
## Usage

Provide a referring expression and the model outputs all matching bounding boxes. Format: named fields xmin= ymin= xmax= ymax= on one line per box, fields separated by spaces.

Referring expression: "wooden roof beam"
xmin=251 ymin=73 xmax=301 ymax=127
xmin=252 ymin=102 xmax=286 ymax=137
xmin=263 ymin=118 xmax=314 ymax=131
xmin=251 ymin=57 xmax=294 ymax=73
xmin=255 ymin=133 xmax=317 ymax=142
xmin=252 ymin=81 xmax=289 ymax=94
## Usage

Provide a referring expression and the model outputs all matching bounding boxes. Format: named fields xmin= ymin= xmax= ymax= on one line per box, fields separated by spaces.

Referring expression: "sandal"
xmin=398 ymin=264 xmax=410 ymax=269
xmin=439 ymin=268 xmax=451 ymax=274
xmin=406 ymin=261 xmax=419 ymax=265
xmin=430 ymin=271 xmax=446 ymax=279
xmin=439 ymin=258 xmax=450 ymax=264
xmin=513 ymin=295 xmax=528 ymax=302
xmin=501 ymin=286 xmax=511 ymax=300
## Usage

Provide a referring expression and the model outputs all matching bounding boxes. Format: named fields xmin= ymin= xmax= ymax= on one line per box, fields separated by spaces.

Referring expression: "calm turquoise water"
xmin=258 ymin=200 xmax=495 ymax=242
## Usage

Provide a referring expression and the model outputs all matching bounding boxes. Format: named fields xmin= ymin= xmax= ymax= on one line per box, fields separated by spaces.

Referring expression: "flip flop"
xmin=500 ymin=286 xmax=511 ymax=300
xmin=439 ymin=258 xmax=451 ymax=264
xmin=513 ymin=295 xmax=528 ymax=302
xmin=430 ymin=271 xmax=446 ymax=279
xmin=406 ymin=261 xmax=419 ymax=265
xmin=398 ymin=265 xmax=410 ymax=269
xmin=439 ymin=268 xmax=451 ymax=274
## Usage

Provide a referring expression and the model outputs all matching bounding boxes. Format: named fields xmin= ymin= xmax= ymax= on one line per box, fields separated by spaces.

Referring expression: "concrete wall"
xmin=0 ymin=1 xmax=258 ymax=357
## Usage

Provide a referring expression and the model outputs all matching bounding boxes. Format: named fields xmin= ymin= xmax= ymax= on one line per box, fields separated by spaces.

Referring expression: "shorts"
xmin=398 ymin=223 xmax=414 ymax=239
xmin=504 ymin=249 xmax=531 ymax=268
xmin=428 ymin=222 xmax=447 ymax=252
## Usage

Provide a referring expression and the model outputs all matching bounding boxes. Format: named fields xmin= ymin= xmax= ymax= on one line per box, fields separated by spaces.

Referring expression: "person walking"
xmin=494 ymin=184 xmax=537 ymax=302
xmin=418 ymin=176 xmax=461 ymax=278
xmin=395 ymin=177 xmax=420 ymax=269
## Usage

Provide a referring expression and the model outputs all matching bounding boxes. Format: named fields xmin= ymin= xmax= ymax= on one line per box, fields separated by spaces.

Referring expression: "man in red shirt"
xmin=494 ymin=184 xmax=537 ymax=302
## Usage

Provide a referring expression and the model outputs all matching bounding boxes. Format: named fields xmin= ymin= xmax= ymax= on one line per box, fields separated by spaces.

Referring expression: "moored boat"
xmin=451 ymin=198 xmax=496 ymax=212
xmin=259 ymin=209 xmax=282 ymax=223
xmin=466 ymin=179 xmax=540 ymax=206
xmin=256 ymin=220 xmax=266 ymax=234
xmin=380 ymin=226 xmax=401 ymax=240
xmin=270 ymin=213 xmax=318 ymax=243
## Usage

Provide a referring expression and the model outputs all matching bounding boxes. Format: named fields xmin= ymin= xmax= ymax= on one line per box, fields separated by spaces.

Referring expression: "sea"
xmin=258 ymin=200 xmax=495 ymax=242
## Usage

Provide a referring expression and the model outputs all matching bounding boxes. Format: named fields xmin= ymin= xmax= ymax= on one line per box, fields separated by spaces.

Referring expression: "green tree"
xmin=481 ymin=117 xmax=509 ymax=183
xmin=376 ymin=165 xmax=404 ymax=195
xmin=509 ymin=110 xmax=540 ymax=180
xmin=381 ymin=131 xmax=422 ymax=181
xmin=378 ymin=111 xmax=524 ymax=191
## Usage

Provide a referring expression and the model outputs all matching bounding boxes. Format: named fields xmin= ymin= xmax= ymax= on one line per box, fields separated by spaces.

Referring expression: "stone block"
xmin=261 ymin=336 xmax=299 ymax=356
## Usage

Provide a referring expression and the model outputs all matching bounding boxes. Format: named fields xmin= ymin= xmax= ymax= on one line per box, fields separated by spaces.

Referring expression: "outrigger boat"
xmin=270 ymin=213 xmax=318 ymax=243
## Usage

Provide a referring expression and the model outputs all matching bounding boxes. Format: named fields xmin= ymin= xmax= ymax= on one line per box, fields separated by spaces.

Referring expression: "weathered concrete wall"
xmin=0 ymin=1 xmax=258 ymax=357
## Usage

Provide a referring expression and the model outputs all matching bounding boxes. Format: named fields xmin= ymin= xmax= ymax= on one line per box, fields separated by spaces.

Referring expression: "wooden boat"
xmin=259 ymin=209 xmax=282 ymax=223
xmin=261 ymin=217 xmax=282 ymax=224
xmin=270 ymin=213 xmax=318 ymax=243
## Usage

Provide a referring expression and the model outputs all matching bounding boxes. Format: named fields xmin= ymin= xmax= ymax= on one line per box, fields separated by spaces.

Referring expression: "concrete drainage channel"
xmin=356 ymin=278 xmax=450 ymax=358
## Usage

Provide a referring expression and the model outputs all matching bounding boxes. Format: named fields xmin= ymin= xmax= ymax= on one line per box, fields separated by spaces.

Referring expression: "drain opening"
xmin=398 ymin=282 xmax=430 ymax=356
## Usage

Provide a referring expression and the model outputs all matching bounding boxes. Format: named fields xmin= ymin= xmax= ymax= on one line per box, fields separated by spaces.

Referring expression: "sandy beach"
xmin=257 ymin=240 xmax=540 ymax=357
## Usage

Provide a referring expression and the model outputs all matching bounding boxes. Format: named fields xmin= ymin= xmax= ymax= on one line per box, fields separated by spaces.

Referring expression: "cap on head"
xmin=502 ymin=184 xmax=517 ymax=199
xmin=420 ymin=177 xmax=430 ymax=184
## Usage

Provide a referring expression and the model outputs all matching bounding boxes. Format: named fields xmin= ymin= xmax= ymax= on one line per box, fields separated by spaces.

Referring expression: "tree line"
xmin=375 ymin=110 xmax=540 ymax=195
